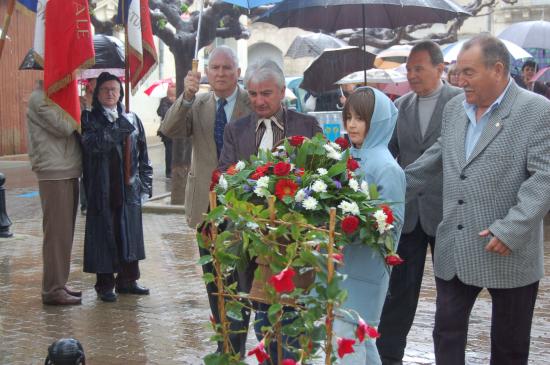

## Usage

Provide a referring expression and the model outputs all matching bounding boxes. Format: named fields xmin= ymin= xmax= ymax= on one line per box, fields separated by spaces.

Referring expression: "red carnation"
xmin=341 ymin=215 xmax=360 ymax=234
xmin=268 ymin=267 xmax=296 ymax=293
xmin=290 ymin=135 xmax=306 ymax=146
xmin=210 ymin=169 xmax=222 ymax=191
xmin=381 ymin=204 xmax=394 ymax=224
xmin=347 ymin=157 xmax=360 ymax=172
xmin=385 ymin=254 xmax=404 ymax=266
xmin=250 ymin=163 xmax=271 ymax=180
xmin=282 ymin=360 xmax=297 ymax=365
xmin=226 ymin=164 xmax=238 ymax=175
xmin=337 ymin=337 xmax=356 ymax=358
xmin=275 ymin=179 xmax=299 ymax=201
xmin=335 ymin=136 xmax=350 ymax=150
xmin=274 ymin=161 xmax=292 ymax=176
xmin=356 ymin=319 xmax=380 ymax=342
xmin=247 ymin=340 xmax=270 ymax=362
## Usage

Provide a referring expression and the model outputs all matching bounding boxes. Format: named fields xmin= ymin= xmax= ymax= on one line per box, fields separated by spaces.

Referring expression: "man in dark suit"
xmin=377 ymin=41 xmax=462 ymax=365
xmin=218 ymin=59 xmax=322 ymax=361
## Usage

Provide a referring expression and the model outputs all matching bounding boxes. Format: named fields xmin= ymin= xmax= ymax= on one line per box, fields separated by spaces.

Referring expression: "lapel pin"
xmin=495 ymin=122 xmax=501 ymax=127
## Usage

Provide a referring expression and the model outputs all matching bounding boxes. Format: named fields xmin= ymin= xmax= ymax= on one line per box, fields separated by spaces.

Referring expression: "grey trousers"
xmin=39 ymin=178 xmax=79 ymax=297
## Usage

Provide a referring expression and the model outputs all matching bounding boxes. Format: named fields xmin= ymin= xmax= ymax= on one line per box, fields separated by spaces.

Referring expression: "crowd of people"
xmin=24 ymin=33 xmax=550 ymax=365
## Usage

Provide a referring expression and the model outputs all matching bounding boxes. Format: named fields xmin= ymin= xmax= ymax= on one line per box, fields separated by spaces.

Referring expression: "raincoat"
xmin=335 ymin=87 xmax=406 ymax=365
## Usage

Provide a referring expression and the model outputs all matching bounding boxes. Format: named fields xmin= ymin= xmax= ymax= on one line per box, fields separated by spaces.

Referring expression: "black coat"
xmin=81 ymin=105 xmax=153 ymax=273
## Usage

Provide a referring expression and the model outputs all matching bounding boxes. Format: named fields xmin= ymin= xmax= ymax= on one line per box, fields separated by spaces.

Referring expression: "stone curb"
xmin=142 ymin=192 xmax=185 ymax=215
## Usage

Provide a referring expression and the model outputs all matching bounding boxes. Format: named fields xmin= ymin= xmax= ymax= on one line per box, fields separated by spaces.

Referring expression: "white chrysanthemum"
xmin=348 ymin=178 xmax=359 ymax=192
xmin=327 ymin=149 xmax=342 ymax=160
xmin=329 ymin=141 xmax=342 ymax=150
xmin=218 ymin=175 xmax=228 ymax=191
xmin=312 ymin=180 xmax=327 ymax=193
xmin=317 ymin=168 xmax=328 ymax=176
xmin=373 ymin=209 xmax=393 ymax=234
xmin=295 ymin=189 xmax=307 ymax=203
xmin=254 ymin=186 xmax=269 ymax=198
xmin=235 ymin=161 xmax=246 ymax=171
xmin=302 ymin=196 xmax=318 ymax=210
xmin=256 ymin=176 xmax=270 ymax=189
xmin=360 ymin=181 xmax=370 ymax=198
xmin=323 ymin=143 xmax=336 ymax=154
xmin=338 ymin=200 xmax=360 ymax=216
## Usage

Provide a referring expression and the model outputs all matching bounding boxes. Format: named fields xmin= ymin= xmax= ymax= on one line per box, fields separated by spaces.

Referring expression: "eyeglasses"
xmin=99 ymin=87 xmax=120 ymax=94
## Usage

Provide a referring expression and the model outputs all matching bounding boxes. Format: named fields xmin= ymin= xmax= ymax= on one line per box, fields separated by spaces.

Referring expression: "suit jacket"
xmin=405 ymin=81 xmax=550 ymax=288
xmin=389 ymin=83 xmax=462 ymax=235
xmin=159 ymin=87 xmax=251 ymax=227
xmin=218 ymin=109 xmax=323 ymax=171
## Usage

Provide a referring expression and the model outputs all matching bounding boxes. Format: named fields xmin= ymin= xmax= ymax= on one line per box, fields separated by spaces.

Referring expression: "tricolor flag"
xmin=117 ymin=0 xmax=158 ymax=94
xmin=39 ymin=0 xmax=95 ymax=128
xmin=31 ymin=0 xmax=45 ymax=66
xmin=16 ymin=0 xmax=38 ymax=14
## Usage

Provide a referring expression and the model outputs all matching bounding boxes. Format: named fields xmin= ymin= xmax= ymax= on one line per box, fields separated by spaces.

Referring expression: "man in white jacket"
xmin=26 ymin=80 xmax=82 ymax=305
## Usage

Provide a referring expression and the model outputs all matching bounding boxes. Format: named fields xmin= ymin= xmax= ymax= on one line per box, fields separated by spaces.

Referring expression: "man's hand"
xmin=183 ymin=70 xmax=201 ymax=101
xmin=479 ymin=229 xmax=511 ymax=256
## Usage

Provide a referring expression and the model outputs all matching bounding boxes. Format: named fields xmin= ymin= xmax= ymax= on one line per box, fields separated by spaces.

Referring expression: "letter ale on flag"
xmin=43 ymin=0 xmax=95 ymax=129
xmin=119 ymin=0 xmax=158 ymax=94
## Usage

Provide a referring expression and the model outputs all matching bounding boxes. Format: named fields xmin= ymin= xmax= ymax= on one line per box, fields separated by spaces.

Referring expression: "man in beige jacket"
xmin=26 ymin=80 xmax=82 ymax=305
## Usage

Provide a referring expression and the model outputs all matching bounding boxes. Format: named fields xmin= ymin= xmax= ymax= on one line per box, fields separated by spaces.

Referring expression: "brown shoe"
xmin=64 ymin=286 xmax=82 ymax=297
xmin=43 ymin=290 xmax=82 ymax=306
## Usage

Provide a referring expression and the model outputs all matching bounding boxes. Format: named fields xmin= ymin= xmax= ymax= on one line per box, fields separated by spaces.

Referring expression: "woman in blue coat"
xmin=334 ymin=87 xmax=406 ymax=364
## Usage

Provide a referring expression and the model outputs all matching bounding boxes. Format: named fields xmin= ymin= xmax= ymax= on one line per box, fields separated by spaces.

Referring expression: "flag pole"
xmin=192 ymin=0 xmax=204 ymax=72
xmin=123 ymin=0 xmax=130 ymax=113
xmin=0 ymin=0 xmax=16 ymax=60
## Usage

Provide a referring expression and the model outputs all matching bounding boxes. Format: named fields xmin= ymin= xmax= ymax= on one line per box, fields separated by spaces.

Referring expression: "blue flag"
xmin=16 ymin=0 xmax=38 ymax=12
xmin=115 ymin=0 xmax=132 ymax=25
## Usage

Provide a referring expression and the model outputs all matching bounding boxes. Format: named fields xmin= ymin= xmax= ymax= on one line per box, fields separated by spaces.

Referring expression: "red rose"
xmin=250 ymin=163 xmax=271 ymax=180
xmin=268 ymin=267 xmax=296 ymax=293
xmin=282 ymin=360 xmax=297 ymax=365
xmin=347 ymin=157 xmax=360 ymax=172
xmin=226 ymin=164 xmax=238 ymax=175
xmin=341 ymin=215 xmax=360 ymax=234
xmin=290 ymin=135 xmax=306 ymax=146
xmin=274 ymin=161 xmax=292 ymax=176
xmin=335 ymin=136 xmax=350 ymax=150
xmin=356 ymin=319 xmax=380 ymax=342
xmin=247 ymin=341 xmax=270 ymax=362
xmin=385 ymin=254 xmax=404 ymax=266
xmin=210 ymin=169 xmax=222 ymax=191
xmin=381 ymin=204 xmax=394 ymax=224
xmin=337 ymin=337 xmax=356 ymax=358
xmin=274 ymin=179 xmax=299 ymax=201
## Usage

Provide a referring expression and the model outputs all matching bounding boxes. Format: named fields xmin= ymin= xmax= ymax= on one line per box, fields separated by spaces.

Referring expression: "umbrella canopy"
xmin=336 ymin=68 xmax=408 ymax=84
xmin=257 ymin=0 xmax=470 ymax=31
xmin=533 ymin=67 xmax=550 ymax=84
xmin=286 ymin=33 xmax=347 ymax=58
xmin=300 ymin=46 xmax=376 ymax=93
xmin=144 ymin=77 xmax=176 ymax=97
xmin=379 ymin=81 xmax=410 ymax=96
xmin=222 ymin=0 xmax=281 ymax=8
xmin=19 ymin=34 xmax=125 ymax=70
xmin=376 ymin=44 xmax=413 ymax=59
xmin=442 ymin=39 xmax=532 ymax=63
xmin=498 ymin=21 xmax=550 ymax=50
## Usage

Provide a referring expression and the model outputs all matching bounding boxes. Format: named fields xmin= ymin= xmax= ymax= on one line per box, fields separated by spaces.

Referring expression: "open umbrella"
xmin=498 ymin=20 xmax=550 ymax=50
xmin=336 ymin=68 xmax=408 ymax=84
xmin=300 ymin=46 xmax=376 ymax=93
xmin=533 ymin=67 xmax=550 ymax=84
xmin=286 ymin=33 xmax=347 ymax=58
xmin=374 ymin=44 xmax=412 ymax=68
xmin=442 ymin=38 xmax=532 ymax=63
xmin=257 ymin=0 xmax=469 ymax=87
xmin=222 ymin=0 xmax=281 ymax=8
xmin=144 ymin=77 xmax=176 ymax=97
xmin=19 ymin=34 xmax=125 ymax=70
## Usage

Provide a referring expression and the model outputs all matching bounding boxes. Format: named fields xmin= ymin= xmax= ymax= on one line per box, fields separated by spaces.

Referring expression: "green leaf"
xmin=202 ymin=272 xmax=215 ymax=284
xmin=327 ymin=161 xmax=346 ymax=177
xmin=225 ymin=301 xmax=245 ymax=321
xmin=268 ymin=303 xmax=282 ymax=324
xmin=198 ymin=255 xmax=213 ymax=266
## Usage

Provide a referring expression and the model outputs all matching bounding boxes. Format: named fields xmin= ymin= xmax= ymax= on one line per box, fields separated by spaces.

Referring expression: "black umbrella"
xmin=300 ymin=46 xmax=376 ymax=93
xmin=286 ymin=33 xmax=347 ymax=58
xmin=19 ymin=34 xmax=125 ymax=70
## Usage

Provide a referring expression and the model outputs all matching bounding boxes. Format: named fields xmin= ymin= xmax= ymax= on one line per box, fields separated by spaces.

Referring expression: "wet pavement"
xmin=0 ymin=141 xmax=549 ymax=364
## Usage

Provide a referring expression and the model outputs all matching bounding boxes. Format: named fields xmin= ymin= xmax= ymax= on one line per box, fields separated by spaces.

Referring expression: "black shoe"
xmin=98 ymin=290 xmax=117 ymax=302
xmin=116 ymin=282 xmax=150 ymax=295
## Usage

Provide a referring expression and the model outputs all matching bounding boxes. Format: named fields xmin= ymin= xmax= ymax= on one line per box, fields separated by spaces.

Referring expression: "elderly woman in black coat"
xmin=81 ymin=72 xmax=153 ymax=302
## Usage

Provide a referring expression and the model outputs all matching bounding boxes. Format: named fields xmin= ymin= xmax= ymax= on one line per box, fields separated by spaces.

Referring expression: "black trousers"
xmin=95 ymin=261 xmax=140 ymax=294
xmin=162 ymin=137 xmax=173 ymax=177
xmin=198 ymin=233 xmax=255 ymax=358
xmin=377 ymin=222 xmax=435 ymax=364
xmin=433 ymin=276 xmax=538 ymax=365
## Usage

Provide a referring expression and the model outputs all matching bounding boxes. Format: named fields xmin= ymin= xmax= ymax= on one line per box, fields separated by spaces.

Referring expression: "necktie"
xmin=214 ymin=98 xmax=228 ymax=157
xmin=259 ymin=118 xmax=273 ymax=151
